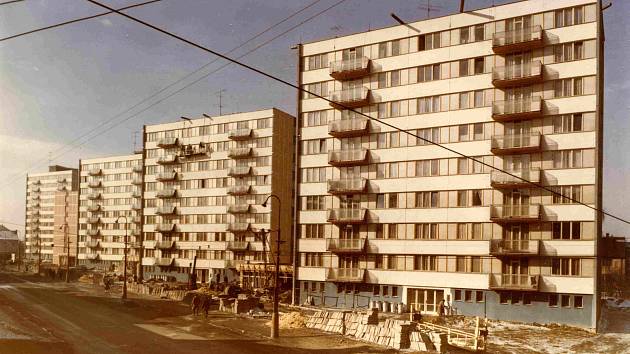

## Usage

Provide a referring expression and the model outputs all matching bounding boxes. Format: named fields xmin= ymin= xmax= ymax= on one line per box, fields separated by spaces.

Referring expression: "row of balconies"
xmin=86 ymin=215 xmax=142 ymax=225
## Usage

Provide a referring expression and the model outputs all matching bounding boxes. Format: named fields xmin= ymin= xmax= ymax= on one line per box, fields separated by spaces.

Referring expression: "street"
xmin=0 ymin=272 xmax=390 ymax=354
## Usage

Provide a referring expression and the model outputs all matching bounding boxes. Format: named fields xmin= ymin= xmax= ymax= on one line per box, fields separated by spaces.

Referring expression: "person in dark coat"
xmin=191 ymin=295 xmax=201 ymax=316
xmin=438 ymin=299 xmax=445 ymax=317
xmin=201 ymin=296 xmax=210 ymax=318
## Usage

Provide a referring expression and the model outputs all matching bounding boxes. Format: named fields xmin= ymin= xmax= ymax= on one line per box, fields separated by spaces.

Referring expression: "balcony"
xmin=328 ymin=149 xmax=369 ymax=167
xmin=227 ymin=241 xmax=249 ymax=251
xmin=31 ymin=202 xmax=40 ymax=208
xmin=326 ymin=268 xmax=365 ymax=283
xmin=179 ymin=143 xmax=212 ymax=159
xmin=489 ymin=274 xmax=540 ymax=291
xmin=156 ymin=206 xmax=177 ymax=215
xmin=132 ymin=190 xmax=142 ymax=198
xmin=157 ymin=137 xmax=179 ymax=148
xmin=227 ymin=222 xmax=251 ymax=233
xmin=132 ymin=165 xmax=143 ymax=173
xmin=32 ymin=180 xmax=41 ymax=185
xmin=155 ymin=223 xmax=176 ymax=233
xmin=329 ymin=87 xmax=370 ymax=109
xmin=228 ymin=147 xmax=253 ymax=159
xmin=156 ymin=240 xmax=175 ymax=250
xmin=87 ymin=217 xmax=100 ymax=224
xmin=157 ymin=155 xmax=178 ymax=165
xmin=57 ymin=185 xmax=67 ymax=192
xmin=155 ymin=258 xmax=175 ymax=267
xmin=228 ymin=204 xmax=251 ymax=214
xmin=31 ymin=211 xmax=40 ymax=216
xmin=492 ymin=61 xmax=543 ymax=88
xmin=87 ymin=205 xmax=101 ymax=212
xmin=87 ymin=181 xmax=102 ymax=188
xmin=132 ymin=177 xmax=143 ymax=185
xmin=490 ymin=239 xmax=540 ymax=257
xmin=228 ymin=185 xmax=251 ymax=196
xmin=87 ymin=229 xmax=100 ymax=237
xmin=327 ymin=178 xmax=368 ymax=195
xmin=228 ymin=128 xmax=253 ymax=141
xmin=88 ymin=168 xmax=102 ymax=176
xmin=228 ymin=166 xmax=252 ymax=177
xmin=490 ymin=133 xmax=541 ymax=155
xmin=490 ymin=204 xmax=542 ymax=223
xmin=86 ymin=253 xmax=100 ymax=261
xmin=30 ymin=195 xmax=40 ymax=201
xmin=329 ymin=56 xmax=371 ymax=80
xmin=132 ymin=202 xmax=143 ymax=210
xmin=326 ymin=238 xmax=367 ymax=253
xmin=490 ymin=169 xmax=541 ymax=189
xmin=132 ymin=216 xmax=142 ymax=224
xmin=57 ymin=177 xmax=67 ymax=183
xmin=87 ymin=192 xmax=101 ymax=200
xmin=492 ymin=97 xmax=543 ymax=121
xmin=156 ymin=171 xmax=178 ymax=182
xmin=156 ymin=189 xmax=177 ymax=199
xmin=492 ymin=25 xmax=543 ymax=54
xmin=86 ymin=240 xmax=100 ymax=249
xmin=328 ymin=118 xmax=370 ymax=138
xmin=327 ymin=208 xmax=368 ymax=224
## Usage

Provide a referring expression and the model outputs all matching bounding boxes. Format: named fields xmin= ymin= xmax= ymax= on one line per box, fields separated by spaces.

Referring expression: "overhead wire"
xmin=85 ymin=0 xmax=630 ymax=226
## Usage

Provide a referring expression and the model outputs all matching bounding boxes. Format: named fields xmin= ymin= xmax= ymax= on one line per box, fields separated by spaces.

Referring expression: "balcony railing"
xmin=156 ymin=171 xmax=178 ymax=181
xmin=132 ymin=216 xmax=142 ymax=224
xmin=30 ymin=195 xmax=40 ymax=201
xmin=329 ymin=87 xmax=370 ymax=109
xmin=492 ymin=25 xmax=543 ymax=54
xmin=157 ymin=155 xmax=178 ymax=165
xmin=328 ymin=149 xmax=369 ymax=167
xmin=327 ymin=178 xmax=368 ymax=195
xmin=228 ymin=147 xmax=253 ymax=159
xmin=156 ymin=206 xmax=177 ymax=215
xmin=155 ymin=188 xmax=177 ymax=199
xmin=329 ymin=56 xmax=371 ymax=80
xmin=228 ymin=166 xmax=252 ymax=177
xmin=228 ymin=128 xmax=253 ymax=141
xmin=132 ymin=165 xmax=143 ymax=173
xmin=490 ymin=204 xmax=541 ymax=223
xmin=326 ymin=238 xmax=367 ymax=253
xmin=227 ymin=222 xmax=251 ymax=233
xmin=132 ymin=190 xmax=142 ymax=198
xmin=326 ymin=268 xmax=366 ymax=283
xmin=492 ymin=61 xmax=543 ymax=88
xmin=87 ymin=205 xmax=101 ymax=212
xmin=492 ymin=97 xmax=543 ymax=121
xmin=87 ymin=216 xmax=100 ymax=224
xmin=156 ymin=240 xmax=175 ymax=250
xmin=57 ymin=185 xmax=67 ymax=192
xmin=328 ymin=118 xmax=370 ymax=138
xmin=490 ymin=133 xmax=541 ymax=155
xmin=155 ymin=258 xmax=175 ymax=267
xmin=227 ymin=241 xmax=249 ymax=251
xmin=489 ymin=274 xmax=540 ymax=291
xmin=157 ymin=137 xmax=179 ymax=148
xmin=327 ymin=208 xmax=367 ymax=224
xmin=87 ymin=192 xmax=101 ymax=200
xmin=132 ymin=177 xmax=143 ymax=185
xmin=490 ymin=168 xmax=541 ymax=189
xmin=31 ymin=187 xmax=41 ymax=193
xmin=179 ymin=143 xmax=212 ymax=158
xmin=490 ymin=239 xmax=540 ymax=256
xmin=228 ymin=204 xmax=251 ymax=214
xmin=32 ymin=180 xmax=41 ymax=185
xmin=155 ymin=223 xmax=176 ymax=233
xmin=86 ymin=240 xmax=100 ymax=249
xmin=88 ymin=168 xmax=102 ymax=176
xmin=227 ymin=185 xmax=251 ymax=195
xmin=57 ymin=177 xmax=67 ymax=183
xmin=87 ymin=181 xmax=102 ymax=188
xmin=132 ymin=202 xmax=143 ymax=210
xmin=87 ymin=229 xmax=100 ymax=237
xmin=86 ymin=253 xmax=99 ymax=261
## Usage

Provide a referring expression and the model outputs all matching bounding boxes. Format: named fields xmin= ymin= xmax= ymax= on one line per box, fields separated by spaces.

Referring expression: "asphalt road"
xmin=0 ymin=272 xmax=387 ymax=354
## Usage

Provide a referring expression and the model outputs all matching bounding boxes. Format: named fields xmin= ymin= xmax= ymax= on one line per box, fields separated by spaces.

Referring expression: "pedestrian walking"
xmin=438 ymin=299 xmax=445 ymax=317
xmin=201 ymin=296 xmax=210 ymax=318
xmin=191 ymin=294 xmax=201 ymax=316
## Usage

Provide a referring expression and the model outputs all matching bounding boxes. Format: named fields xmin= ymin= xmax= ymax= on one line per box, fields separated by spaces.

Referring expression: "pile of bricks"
xmin=305 ymin=310 xmax=346 ymax=333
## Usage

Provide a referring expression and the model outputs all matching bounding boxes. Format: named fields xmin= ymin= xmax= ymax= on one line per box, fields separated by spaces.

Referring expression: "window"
xmin=454 ymin=289 xmax=462 ymax=301
xmin=378 ymin=73 xmax=387 ymax=88
xmin=553 ymin=113 xmax=585 ymax=133
xmin=391 ymin=40 xmax=400 ymax=56
xmin=474 ymin=57 xmax=484 ymax=75
xmin=459 ymin=92 xmax=469 ymax=109
xmin=373 ymin=285 xmax=380 ymax=296
xmin=457 ymin=191 xmax=467 ymax=207
xmin=549 ymin=294 xmax=558 ymax=307
xmin=388 ymin=193 xmax=399 ymax=208
xmin=475 ymin=291 xmax=484 ymax=302
xmin=378 ymin=42 xmax=388 ymax=58
xmin=460 ymin=27 xmax=470 ymax=44
xmin=561 ymin=295 xmax=571 ymax=308
xmin=464 ymin=290 xmax=472 ymax=302
xmin=383 ymin=286 xmax=389 ymax=297
xmin=456 ymin=256 xmax=466 ymax=272
xmin=552 ymin=258 xmax=581 ymax=276
xmin=457 ymin=158 xmax=468 ymax=174
xmin=474 ymin=25 xmax=484 ymax=41
xmin=472 ymin=190 xmax=482 ymax=206
xmin=500 ymin=292 xmax=509 ymax=304
xmin=392 ymin=287 xmax=398 ymax=297
xmin=391 ymin=70 xmax=400 ymax=86
xmin=459 ymin=59 xmax=469 ymax=77
xmin=458 ymin=125 xmax=469 ymax=142
xmin=574 ymin=295 xmax=583 ymax=308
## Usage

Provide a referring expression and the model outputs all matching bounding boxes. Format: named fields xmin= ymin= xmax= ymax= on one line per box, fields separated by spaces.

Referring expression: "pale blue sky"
xmin=0 ymin=0 xmax=628 ymax=237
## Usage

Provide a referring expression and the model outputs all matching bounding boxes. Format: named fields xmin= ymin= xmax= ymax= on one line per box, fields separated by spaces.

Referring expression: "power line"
xmin=0 ymin=0 xmax=161 ymax=42
xmin=0 ymin=0 xmax=332 ymax=190
xmin=85 ymin=0 xmax=630 ymax=226
xmin=0 ymin=0 xmax=26 ymax=6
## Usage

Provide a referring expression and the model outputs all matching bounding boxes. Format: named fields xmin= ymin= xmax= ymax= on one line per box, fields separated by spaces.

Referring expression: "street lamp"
xmin=59 ymin=224 xmax=70 ymax=283
xmin=261 ymin=194 xmax=281 ymax=339
xmin=115 ymin=216 xmax=129 ymax=300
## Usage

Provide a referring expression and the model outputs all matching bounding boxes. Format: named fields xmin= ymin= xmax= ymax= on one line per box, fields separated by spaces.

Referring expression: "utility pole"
xmin=63 ymin=223 xmax=69 ymax=282
xmin=262 ymin=194 xmax=281 ymax=339
xmin=116 ymin=216 xmax=128 ymax=300
xmin=37 ymin=231 xmax=41 ymax=275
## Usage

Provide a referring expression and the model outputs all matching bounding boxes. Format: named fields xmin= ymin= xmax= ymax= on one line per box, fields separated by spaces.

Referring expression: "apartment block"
xmin=53 ymin=190 xmax=78 ymax=266
xmin=141 ymin=108 xmax=295 ymax=285
xmin=296 ymin=0 xmax=603 ymax=329
xmin=77 ymin=154 xmax=143 ymax=274
xmin=25 ymin=166 xmax=78 ymax=264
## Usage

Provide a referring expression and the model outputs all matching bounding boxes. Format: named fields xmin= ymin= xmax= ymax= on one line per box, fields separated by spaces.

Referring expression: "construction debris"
xmin=276 ymin=311 xmax=307 ymax=329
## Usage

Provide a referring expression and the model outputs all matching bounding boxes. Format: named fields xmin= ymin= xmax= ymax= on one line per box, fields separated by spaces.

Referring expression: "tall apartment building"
xmin=52 ymin=190 xmax=78 ymax=266
xmin=141 ymin=109 xmax=295 ymax=285
xmin=25 ymin=166 xmax=78 ymax=264
xmin=77 ymin=154 xmax=144 ymax=274
xmin=296 ymin=0 xmax=603 ymax=329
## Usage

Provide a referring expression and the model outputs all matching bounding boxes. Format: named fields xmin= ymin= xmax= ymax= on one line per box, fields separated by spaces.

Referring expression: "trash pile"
xmin=275 ymin=311 xmax=307 ymax=329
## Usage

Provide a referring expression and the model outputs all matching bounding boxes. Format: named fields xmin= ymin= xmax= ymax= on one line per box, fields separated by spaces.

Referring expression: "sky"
xmin=1 ymin=0 xmax=629 ymax=238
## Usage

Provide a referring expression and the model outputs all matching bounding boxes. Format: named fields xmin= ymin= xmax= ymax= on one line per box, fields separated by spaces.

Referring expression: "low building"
xmin=0 ymin=225 xmax=19 ymax=263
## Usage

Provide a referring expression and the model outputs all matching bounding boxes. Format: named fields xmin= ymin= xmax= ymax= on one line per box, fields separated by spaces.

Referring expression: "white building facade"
xmin=25 ymin=166 xmax=78 ymax=264
xmin=296 ymin=0 xmax=603 ymax=329
xmin=77 ymin=154 xmax=143 ymax=273
xmin=141 ymin=109 xmax=295 ymax=285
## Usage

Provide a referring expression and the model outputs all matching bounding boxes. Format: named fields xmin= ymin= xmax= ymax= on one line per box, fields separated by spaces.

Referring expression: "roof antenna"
xmin=216 ymin=89 xmax=226 ymax=115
